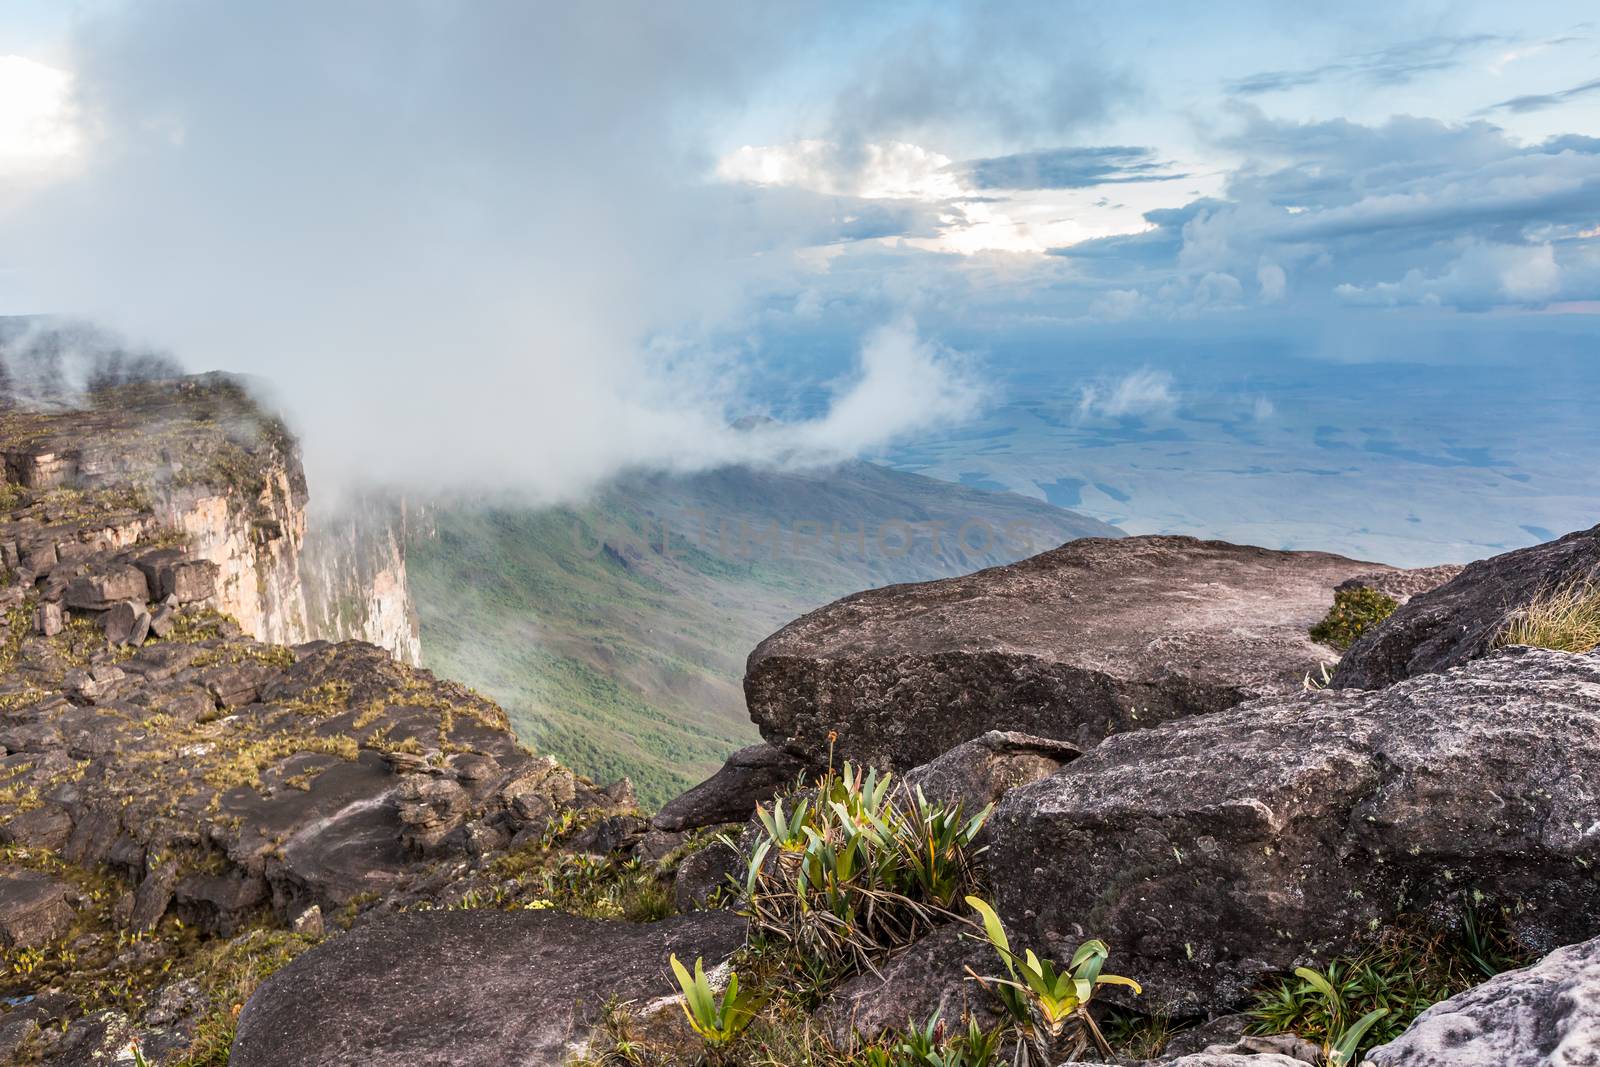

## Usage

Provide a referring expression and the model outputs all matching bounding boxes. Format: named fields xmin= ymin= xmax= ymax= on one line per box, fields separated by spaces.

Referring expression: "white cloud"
xmin=0 ymin=56 xmax=79 ymax=175
xmin=1078 ymin=368 xmax=1178 ymax=419
xmin=1336 ymin=241 xmax=1563 ymax=308
xmin=716 ymin=140 xmax=961 ymax=200
xmin=1257 ymin=260 xmax=1287 ymax=302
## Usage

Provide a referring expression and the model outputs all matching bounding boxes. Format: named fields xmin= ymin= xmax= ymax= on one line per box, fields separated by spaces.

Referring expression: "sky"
xmin=0 ymin=1 xmax=1595 ymax=559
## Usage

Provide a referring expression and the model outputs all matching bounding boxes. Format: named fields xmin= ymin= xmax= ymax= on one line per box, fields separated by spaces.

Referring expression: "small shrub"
xmin=741 ymin=762 xmax=990 ymax=974
xmin=964 ymin=895 xmax=1140 ymax=1065
xmin=1310 ymin=588 xmax=1399 ymax=650
xmin=1498 ymin=580 xmax=1600 ymax=654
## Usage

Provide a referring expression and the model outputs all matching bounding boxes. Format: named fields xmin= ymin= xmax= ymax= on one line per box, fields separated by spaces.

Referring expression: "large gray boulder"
xmin=747 ymin=535 xmax=1390 ymax=770
xmin=988 ymin=647 xmax=1600 ymax=1015
xmin=1334 ymin=524 xmax=1600 ymax=690
xmin=231 ymin=909 xmax=747 ymax=1067
xmin=815 ymin=924 xmax=1003 ymax=1044
xmin=1366 ymin=935 xmax=1600 ymax=1066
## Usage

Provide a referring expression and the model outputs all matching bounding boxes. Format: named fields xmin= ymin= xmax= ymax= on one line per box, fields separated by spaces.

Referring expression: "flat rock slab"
xmin=0 ymin=868 xmax=73 ymax=949
xmin=989 ymin=647 xmax=1600 ymax=1015
xmin=1334 ymin=523 xmax=1600 ymax=689
xmin=747 ymin=535 xmax=1389 ymax=769
xmin=1366 ymin=935 xmax=1600 ymax=1066
xmin=231 ymin=909 xmax=747 ymax=1067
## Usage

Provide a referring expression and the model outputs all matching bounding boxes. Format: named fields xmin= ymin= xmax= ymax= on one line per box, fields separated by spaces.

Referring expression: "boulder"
xmin=988 ymin=648 xmax=1600 ymax=1015
xmin=101 ymin=600 xmax=151 ymax=646
xmin=230 ymin=909 xmax=747 ymax=1067
xmin=1365 ymin=935 xmax=1600 ymax=1067
xmin=63 ymin=565 xmax=149 ymax=610
xmin=159 ymin=558 xmax=219 ymax=603
xmin=1334 ymin=524 xmax=1600 ymax=690
xmin=0 ymin=868 xmax=74 ymax=949
xmin=901 ymin=730 xmax=1080 ymax=813
xmin=815 ymin=924 xmax=1004 ymax=1044
xmin=746 ymin=535 xmax=1389 ymax=770
xmin=673 ymin=840 xmax=741 ymax=912
xmin=651 ymin=742 xmax=807 ymax=832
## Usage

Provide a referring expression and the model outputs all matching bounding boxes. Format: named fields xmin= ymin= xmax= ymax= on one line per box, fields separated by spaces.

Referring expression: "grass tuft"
xmin=1498 ymin=580 xmax=1600 ymax=654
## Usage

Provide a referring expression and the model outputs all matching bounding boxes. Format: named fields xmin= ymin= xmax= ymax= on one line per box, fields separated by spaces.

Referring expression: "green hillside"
xmin=407 ymin=461 xmax=1119 ymax=806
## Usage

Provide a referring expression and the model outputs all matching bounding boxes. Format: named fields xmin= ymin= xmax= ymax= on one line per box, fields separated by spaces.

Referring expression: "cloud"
xmin=1481 ymin=77 xmax=1600 ymax=114
xmin=956 ymin=145 xmax=1187 ymax=190
xmin=1078 ymin=368 xmax=1178 ymax=419
xmin=1227 ymin=34 xmax=1502 ymax=95
xmin=1335 ymin=241 xmax=1562 ymax=309
xmin=0 ymin=3 xmax=997 ymax=502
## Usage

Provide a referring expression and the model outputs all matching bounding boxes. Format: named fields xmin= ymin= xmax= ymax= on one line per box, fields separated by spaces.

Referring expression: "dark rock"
xmin=201 ymin=664 xmax=270 ymax=708
xmin=1365 ymin=935 xmax=1600 ymax=1066
xmin=129 ymin=860 xmax=178 ymax=932
xmin=101 ymin=600 xmax=151 ymax=646
xmin=989 ymin=647 xmax=1600 ymax=1015
xmin=1334 ymin=524 xmax=1600 ymax=690
xmin=174 ymin=871 xmax=270 ymax=931
xmin=747 ymin=535 xmax=1389 ymax=770
xmin=901 ymin=730 xmax=1080 ymax=813
xmin=394 ymin=776 xmax=471 ymax=853
xmin=0 ymin=868 xmax=74 ymax=949
xmin=147 ymin=602 xmax=176 ymax=638
xmin=652 ymin=742 xmax=807 ymax=832
xmin=816 ymin=924 xmax=1003 ymax=1044
xmin=63 ymin=565 xmax=148 ymax=610
xmin=0 ymin=805 xmax=73 ymax=850
xmin=231 ymin=909 xmax=747 ymax=1067
xmin=673 ymin=839 xmax=741 ymax=912
xmin=42 ymin=1009 xmax=135 ymax=1067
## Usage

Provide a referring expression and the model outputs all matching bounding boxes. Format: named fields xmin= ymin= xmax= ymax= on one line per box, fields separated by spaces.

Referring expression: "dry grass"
xmin=1498 ymin=580 xmax=1600 ymax=654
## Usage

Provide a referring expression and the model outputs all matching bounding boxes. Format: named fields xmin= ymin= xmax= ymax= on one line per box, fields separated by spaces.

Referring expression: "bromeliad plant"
xmin=853 ymin=1013 xmax=1007 ymax=1067
xmin=669 ymin=954 xmax=768 ymax=1059
xmin=740 ymin=761 xmax=991 ymax=975
xmin=964 ymin=896 xmax=1142 ymax=1064
xmin=1282 ymin=966 xmax=1388 ymax=1067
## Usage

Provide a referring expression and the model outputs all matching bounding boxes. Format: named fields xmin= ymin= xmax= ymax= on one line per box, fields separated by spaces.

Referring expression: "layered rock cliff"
xmin=0 ymin=373 xmax=420 ymax=661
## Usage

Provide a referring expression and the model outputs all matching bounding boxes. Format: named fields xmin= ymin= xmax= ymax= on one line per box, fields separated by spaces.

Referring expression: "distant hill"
xmin=406 ymin=460 xmax=1119 ymax=805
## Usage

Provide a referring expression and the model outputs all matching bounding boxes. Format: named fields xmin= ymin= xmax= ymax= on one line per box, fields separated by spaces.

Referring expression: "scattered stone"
xmin=129 ymin=860 xmax=178 ymax=932
xmin=651 ymin=742 xmax=807 ymax=832
xmin=31 ymin=600 xmax=63 ymax=637
xmin=989 ymin=648 xmax=1600 ymax=1015
xmin=0 ymin=868 xmax=74 ymax=949
xmin=1365 ymin=935 xmax=1600 ymax=1066
xmin=1334 ymin=523 xmax=1600 ymax=689
xmin=747 ymin=535 xmax=1391 ymax=770
xmin=200 ymin=664 xmax=270 ymax=708
xmin=148 ymin=602 xmax=176 ymax=638
xmin=159 ymin=558 xmax=219 ymax=603
xmin=230 ymin=909 xmax=747 ymax=1067
xmin=291 ymin=904 xmax=325 ymax=938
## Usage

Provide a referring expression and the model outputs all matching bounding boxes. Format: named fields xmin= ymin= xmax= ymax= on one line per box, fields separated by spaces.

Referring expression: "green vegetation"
xmin=1498 ymin=580 xmax=1600 ymax=653
xmin=964 ymin=896 xmax=1140 ymax=1064
xmin=671 ymin=955 xmax=769 ymax=1058
xmin=407 ymin=466 xmax=1107 ymax=807
xmin=1248 ymin=910 xmax=1527 ymax=1061
xmin=742 ymin=762 xmax=990 ymax=975
xmin=1310 ymin=587 xmax=1399 ymax=650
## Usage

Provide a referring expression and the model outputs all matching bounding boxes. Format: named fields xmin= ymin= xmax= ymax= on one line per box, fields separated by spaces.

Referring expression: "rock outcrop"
xmin=231 ymin=909 xmax=746 ymax=1067
xmin=0 ymin=373 xmax=421 ymax=661
xmin=1365 ymin=935 xmax=1600 ymax=1066
xmin=1333 ymin=525 xmax=1600 ymax=689
xmin=988 ymin=647 xmax=1600 ymax=1014
xmin=816 ymin=924 xmax=1003 ymax=1045
xmin=747 ymin=535 xmax=1392 ymax=770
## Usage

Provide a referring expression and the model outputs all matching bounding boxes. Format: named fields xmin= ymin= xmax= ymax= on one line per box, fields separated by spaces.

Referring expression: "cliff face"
xmin=0 ymin=374 xmax=420 ymax=660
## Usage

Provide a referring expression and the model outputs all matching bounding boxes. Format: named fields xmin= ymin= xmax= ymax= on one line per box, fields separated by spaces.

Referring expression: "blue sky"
xmin=0 ymin=2 xmax=1595 ymax=559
